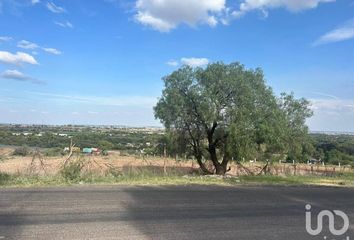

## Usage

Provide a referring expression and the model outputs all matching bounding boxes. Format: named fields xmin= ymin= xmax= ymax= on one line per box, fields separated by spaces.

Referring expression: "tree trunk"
xmin=196 ymin=156 xmax=212 ymax=175
xmin=208 ymin=140 xmax=229 ymax=175
xmin=215 ymin=163 xmax=227 ymax=175
xmin=206 ymin=122 xmax=229 ymax=175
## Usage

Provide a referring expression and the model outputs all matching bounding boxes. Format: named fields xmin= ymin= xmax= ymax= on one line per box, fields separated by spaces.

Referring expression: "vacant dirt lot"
xmin=0 ymin=147 xmax=198 ymax=175
xmin=0 ymin=147 xmax=352 ymax=176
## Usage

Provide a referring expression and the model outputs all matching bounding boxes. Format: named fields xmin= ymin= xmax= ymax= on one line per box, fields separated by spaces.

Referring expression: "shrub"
xmin=44 ymin=147 xmax=64 ymax=157
xmin=60 ymin=161 xmax=83 ymax=182
xmin=0 ymin=172 xmax=11 ymax=185
xmin=13 ymin=146 xmax=31 ymax=156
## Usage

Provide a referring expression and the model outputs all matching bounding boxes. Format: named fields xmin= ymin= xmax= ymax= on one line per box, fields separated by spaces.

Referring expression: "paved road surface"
xmin=0 ymin=185 xmax=353 ymax=240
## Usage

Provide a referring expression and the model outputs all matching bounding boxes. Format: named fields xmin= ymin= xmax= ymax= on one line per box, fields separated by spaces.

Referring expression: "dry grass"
xmin=1 ymin=147 xmax=354 ymax=188
xmin=0 ymin=147 xmax=353 ymax=177
xmin=0 ymin=147 xmax=198 ymax=176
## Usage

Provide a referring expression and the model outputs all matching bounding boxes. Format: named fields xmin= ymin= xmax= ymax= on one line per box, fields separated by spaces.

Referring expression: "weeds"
xmin=60 ymin=161 xmax=84 ymax=182
xmin=0 ymin=172 xmax=11 ymax=185
xmin=1 ymin=167 xmax=354 ymax=188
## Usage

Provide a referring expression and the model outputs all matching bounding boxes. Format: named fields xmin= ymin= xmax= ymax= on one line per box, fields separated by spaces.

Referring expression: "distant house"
xmin=82 ymin=148 xmax=93 ymax=154
xmin=92 ymin=148 xmax=101 ymax=155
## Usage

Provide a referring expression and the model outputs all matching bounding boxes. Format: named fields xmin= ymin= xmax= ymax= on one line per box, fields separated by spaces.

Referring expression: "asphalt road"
xmin=0 ymin=185 xmax=353 ymax=240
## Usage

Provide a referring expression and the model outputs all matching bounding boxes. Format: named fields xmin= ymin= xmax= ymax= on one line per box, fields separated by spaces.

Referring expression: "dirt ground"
xmin=0 ymin=147 xmax=198 ymax=175
xmin=0 ymin=147 xmax=352 ymax=176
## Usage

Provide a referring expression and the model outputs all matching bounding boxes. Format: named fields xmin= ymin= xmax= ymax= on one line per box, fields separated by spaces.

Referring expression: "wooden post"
xmin=163 ymin=145 xmax=167 ymax=175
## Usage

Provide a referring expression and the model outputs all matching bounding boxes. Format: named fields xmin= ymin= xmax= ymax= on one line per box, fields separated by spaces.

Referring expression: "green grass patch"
xmin=1 ymin=169 xmax=354 ymax=188
xmin=235 ymin=174 xmax=354 ymax=187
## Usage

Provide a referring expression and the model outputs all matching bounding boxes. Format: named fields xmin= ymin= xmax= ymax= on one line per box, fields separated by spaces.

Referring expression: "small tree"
xmin=13 ymin=146 xmax=31 ymax=156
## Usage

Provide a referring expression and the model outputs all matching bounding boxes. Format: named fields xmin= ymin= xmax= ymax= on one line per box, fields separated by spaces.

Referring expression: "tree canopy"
xmin=154 ymin=62 xmax=313 ymax=175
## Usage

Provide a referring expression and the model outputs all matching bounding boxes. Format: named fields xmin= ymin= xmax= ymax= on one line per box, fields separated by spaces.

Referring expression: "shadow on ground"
xmin=121 ymin=185 xmax=354 ymax=240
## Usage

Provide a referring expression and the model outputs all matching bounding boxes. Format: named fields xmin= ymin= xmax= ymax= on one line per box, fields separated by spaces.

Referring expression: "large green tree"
xmin=154 ymin=62 xmax=312 ymax=175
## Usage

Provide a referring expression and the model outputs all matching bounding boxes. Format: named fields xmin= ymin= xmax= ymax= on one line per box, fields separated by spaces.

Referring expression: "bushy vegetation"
xmin=1 ymin=126 xmax=354 ymax=169
xmin=0 ymin=172 xmax=11 ymax=185
xmin=60 ymin=161 xmax=84 ymax=182
xmin=13 ymin=146 xmax=31 ymax=156
xmin=0 ymin=125 xmax=160 ymax=153
xmin=311 ymin=134 xmax=354 ymax=166
xmin=43 ymin=147 xmax=65 ymax=157
xmin=1 ymin=169 xmax=354 ymax=187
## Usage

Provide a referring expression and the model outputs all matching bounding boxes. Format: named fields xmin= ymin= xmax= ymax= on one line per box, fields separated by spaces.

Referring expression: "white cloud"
xmin=1 ymin=69 xmax=28 ymax=80
xmin=232 ymin=0 xmax=334 ymax=18
xmin=166 ymin=57 xmax=210 ymax=67
xmin=308 ymin=98 xmax=354 ymax=131
xmin=310 ymin=99 xmax=354 ymax=112
xmin=46 ymin=2 xmax=66 ymax=13
xmin=17 ymin=40 xmax=62 ymax=55
xmin=166 ymin=59 xmax=179 ymax=67
xmin=135 ymin=0 xmax=226 ymax=32
xmin=54 ymin=21 xmax=73 ymax=28
xmin=0 ymin=69 xmax=43 ymax=84
xmin=31 ymin=0 xmax=40 ymax=5
xmin=17 ymin=40 xmax=39 ymax=49
xmin=26 ymin=91 xmax=157 ymax=108
xmin=0 ymin=51 xmax=38 ymax=65
xmin=133 ymin=0 xmax=334 ymax=31
xmin=181 ymin=57 xmax=209 ymax=67
xmin=309 ymin=91 xmax=339 ymax=100
xmin=0 ymin=36 xmax=13 ymax=42
xmin=42 ymin=47 xmax=62 ymax=55
xmin=206 ymin=15 xmax=218 ymax=27
xmin=314 ymin=20 xmax=354 ymax=45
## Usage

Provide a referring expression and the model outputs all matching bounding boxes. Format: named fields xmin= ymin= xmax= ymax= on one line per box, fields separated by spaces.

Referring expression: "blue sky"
xmin=0 ymin=0 xmax=353 ymax=131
